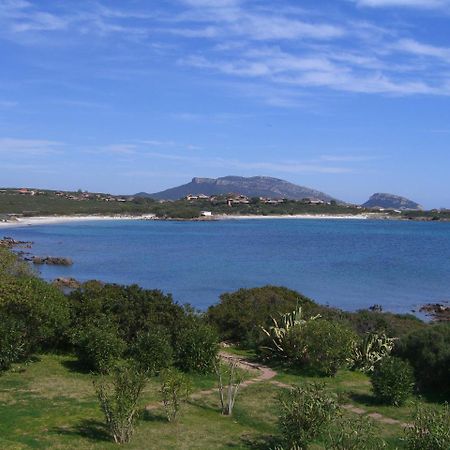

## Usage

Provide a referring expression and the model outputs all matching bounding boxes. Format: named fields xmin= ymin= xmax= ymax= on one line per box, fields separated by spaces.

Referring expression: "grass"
xmin=0 ymin=351 xmax=446 ymax=449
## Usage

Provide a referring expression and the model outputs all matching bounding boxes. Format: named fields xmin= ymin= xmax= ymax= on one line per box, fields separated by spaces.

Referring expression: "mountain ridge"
xmin=138 ymin=176 xmax=339 ymax=202
xmin=362 ymin=193 xmax=422 ymax=210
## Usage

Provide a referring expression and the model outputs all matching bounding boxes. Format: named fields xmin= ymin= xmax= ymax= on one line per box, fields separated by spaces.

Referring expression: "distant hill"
xmin=362 ymin=193 xmax=422 ymax=210
xmin=138 ymin=176 xmax=339 ymax=202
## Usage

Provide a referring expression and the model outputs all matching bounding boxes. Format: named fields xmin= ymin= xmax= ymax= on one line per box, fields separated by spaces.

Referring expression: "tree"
xmin=216 ymin=360 xmax=243 ymax=416
xmin=160 ymin=368 xmax=192 ymax=422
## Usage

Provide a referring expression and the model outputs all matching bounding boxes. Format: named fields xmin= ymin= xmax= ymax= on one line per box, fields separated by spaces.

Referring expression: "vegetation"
xmin=350 ymin=332 xmax=395 ymax=373
xmin=277 ymin=382 xmax=339 ymax=448
xmin=371 ymin=357 xmax=415 ymax=406
xmin=404 ymin=402 xmax=450 ymax=450
xmin=94 ymin=362 xmax=147 ymax=444
xmin=395 ymin=323 xmax=450 ymax=397
xmin=160 ymin=368 xmax=192 ymax=422
xmin=216 ymin=360 xmax=243 ymax=416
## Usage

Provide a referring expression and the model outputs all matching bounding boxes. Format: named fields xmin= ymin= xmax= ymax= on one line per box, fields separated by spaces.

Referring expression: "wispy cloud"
xmin=352 ymin=0 xmax=450 ymax=9
xmin=0 ymin=137 xmax=64 ymax=155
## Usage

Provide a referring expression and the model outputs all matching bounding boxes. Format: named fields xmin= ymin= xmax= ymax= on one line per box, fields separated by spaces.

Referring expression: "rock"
xmin=419 ymin=303 xmax=450 ymax=322
xmin=52 ymin=277 xmax=81 ymax=289
xmin=32 ymin=256 xmax=73 ymax=266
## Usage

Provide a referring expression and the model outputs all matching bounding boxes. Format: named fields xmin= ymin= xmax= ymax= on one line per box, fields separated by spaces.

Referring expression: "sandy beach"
xmin=0 ymin=214 xmax=157 ymax=228
xmin=216 ymin=213 xmax=370 ymax=220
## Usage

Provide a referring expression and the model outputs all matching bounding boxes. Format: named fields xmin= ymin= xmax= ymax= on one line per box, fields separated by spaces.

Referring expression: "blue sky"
xmin=1 ymin=0 xmax=450 ymax=207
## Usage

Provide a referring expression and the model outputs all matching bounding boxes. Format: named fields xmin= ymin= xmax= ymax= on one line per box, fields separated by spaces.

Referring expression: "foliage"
xmin=350 ymin=332 xmax=395 ymax=373
xmin=277 ymin=382 xmax=339 ymax=449
xmin=174 ymin=315 xmax=218 ymax=373
xmin=404 ymin=402 xmax=450 ymax=450
xmin=94 ymin=361 xmax=147 ymax=444
xmin=0 ymin=274 xmax=70 ymax=351
xmin=300 ymin=320 xmax=357 ymax=376
xmin=371 ymin=356 xmax=414 ymax=406
xmin=129 ymin=327 xmax=173 ymax=376
xmin=0 ymin=313 xmax=28 ymax=371
xmin=160 ymin=368 xmax=192 ymax=422
xmin=395 ymin=323 xmax=450 ymax=396
xmin=216 ymin=360 xmax=243 ymax=416
xmin=260 ymin=305 xmax=320 ymax=361
xmin=207 ymin=286 xmax=315 ymax=346
xmin=72 ymin=319 xmax=126 ymax=373
xmin=326 ymin=415 xmax=386 ymax=450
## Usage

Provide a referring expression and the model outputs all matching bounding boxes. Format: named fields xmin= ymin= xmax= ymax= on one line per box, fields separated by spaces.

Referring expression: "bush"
xmin=72 ymin=319 xmax=126 ymax=373
xmin=404 ymin=402 xmax=450 ymax=450
xmin=371 ymin=356 xmax=414 ymax=406
xmin=160 ymin=368 xmax=192 ymax=422
xmin=174 ymin=316 xmax=218 ymax=373
xmin=94 ymin=361 xmax=147 ymax=444
xmin=207 ymin=286 xmax=315 ymax=347
xmin=396 ymin=324 xmax=450 ymax=397
xmin=326 ymin=415 xmax=386 ymax=450
xmin=300 ymin=320 xmax=357 ymax=376
xmin=277 ymin=382 xmax=338 ymax=448
xmin=129 ymin=327 xmax=173 ymax=376
xmin=0 ymin=313 xmax=28 ymax=371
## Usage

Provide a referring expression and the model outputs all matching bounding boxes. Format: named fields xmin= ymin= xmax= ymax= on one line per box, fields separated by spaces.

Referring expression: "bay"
xmin=6 ymin=219 xmax=450 ymax=314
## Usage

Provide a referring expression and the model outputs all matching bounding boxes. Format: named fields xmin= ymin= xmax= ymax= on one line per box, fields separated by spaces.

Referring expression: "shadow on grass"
xmin=142 ymin=409 xmax=168 ymax=423
xmin=240 ymin=434 xmax=281 ymax=449
xmin=61 ymin=358 xmax=92 ymax=375
xmin=349 ymin=392 xmax=378 ymax=406
xmin=52 ymin=419 xmax=110 ymax=442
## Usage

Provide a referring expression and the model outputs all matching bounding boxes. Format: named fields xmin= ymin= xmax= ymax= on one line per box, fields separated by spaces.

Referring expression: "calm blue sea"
xmin=5 ymin=219 xmax=450 ymax=314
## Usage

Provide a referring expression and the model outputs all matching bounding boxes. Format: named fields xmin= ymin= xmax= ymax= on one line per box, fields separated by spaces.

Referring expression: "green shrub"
xmin=350 ymin=332 xmax=395 ymax=373
xmin=277 ymin=382 xmax=339 ymax=448
xmin=326 ymin=415 xmax=386 ymax=450
xmin=129 ymin=327 xmax=173 ymax=376
xmin=404 ymin=402 xmax=450 ymax=450
xmin=174 ymin=316 xmax=218 ymax=373
xmin=73 ymin=319 xmax=126 ymax=373
xmin=371 ymin=356 xmax=414 ymax=406
xmin=396 ymin=324 xmax=450 ymax=396
xmin=300 ymin=320 xmax=357 ymax=376
xmin=160 ymin=368 xmax=192 ymax=422
xmin=94 ymin=361 xmax=147 ymax=444
xmin=0 ymin=313 xmax=28 ymax=371
xmin=207 ymin=286 xmax=315 ymax=346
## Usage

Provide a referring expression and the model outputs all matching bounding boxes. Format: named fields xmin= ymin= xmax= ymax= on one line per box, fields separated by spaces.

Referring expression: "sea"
xmin=5 ymin=218 xmax=450 ymax=315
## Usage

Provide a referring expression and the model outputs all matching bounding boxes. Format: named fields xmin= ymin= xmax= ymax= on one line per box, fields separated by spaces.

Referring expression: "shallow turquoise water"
xmin=6 ymin=219 xmax=450 ymax=313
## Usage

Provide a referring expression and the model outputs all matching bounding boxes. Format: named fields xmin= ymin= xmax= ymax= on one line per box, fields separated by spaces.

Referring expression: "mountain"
xmin=362 ymin=193 xmax=422 ymax=210
xmin=139 ymin=176 xmax=338 ymax=202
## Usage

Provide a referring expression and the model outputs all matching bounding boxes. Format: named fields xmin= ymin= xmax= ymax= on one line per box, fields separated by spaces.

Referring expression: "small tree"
xmin=371 ymin=356 xmax=414 ymax=406
xmin=277 ymin=382 xmax=339 ymax=448
xmin=216 ymin=360 xmax=243 ymax=416
xmin=94 ymin=362 xmax=147 ymax=444
xmin=160 ymin=368 xmax=192 ymax=422
xmin=404 ymin=402 xmax=450 ymax=450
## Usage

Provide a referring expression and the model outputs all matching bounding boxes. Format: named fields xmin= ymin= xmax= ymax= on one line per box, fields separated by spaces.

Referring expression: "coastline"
xmin=0 ymin=213 xmax=376 ymax=228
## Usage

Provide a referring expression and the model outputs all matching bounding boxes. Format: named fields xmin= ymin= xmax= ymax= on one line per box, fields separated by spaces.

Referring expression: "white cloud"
xmin=393 ymin=39 xmax=450 ymax=62
xmin=352 ymin=0 xmax=450 ymax=9
xmin=0 ymin=138 xmax=64 ymax=155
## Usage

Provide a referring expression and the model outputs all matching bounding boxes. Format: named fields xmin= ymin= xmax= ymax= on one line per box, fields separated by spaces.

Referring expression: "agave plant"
xmin=260 ymin=305 xmax=320 ymax=360
xmin=349 ymin=332 xmax=395 ymax=373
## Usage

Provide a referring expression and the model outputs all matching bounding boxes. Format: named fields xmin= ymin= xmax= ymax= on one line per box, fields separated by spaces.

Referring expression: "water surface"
xmin=6 ymin=219 xmax=450 ymax=313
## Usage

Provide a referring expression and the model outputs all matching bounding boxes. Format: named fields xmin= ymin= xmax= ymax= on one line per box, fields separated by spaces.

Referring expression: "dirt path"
xmin=146 ymin=352 xmax=411 ymax=428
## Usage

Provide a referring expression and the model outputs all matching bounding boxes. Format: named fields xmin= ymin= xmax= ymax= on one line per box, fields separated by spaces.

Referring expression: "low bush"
xmin=404 ymin=402 xmax=450 ymax=450
xmin=395 ymin=323 xmax=450 ymax=397
xmin=94 ymin=361 xmax=147 ymax=444
xmin=300 ymin=320 xmax=357 ymax=376
xmin=160 ymin=368 xmax=192 ymax=422
xmin=0 ymin=313 xmax=28 ymax=371
xmin=129 ymin=327 xmax=173 ymax=376
xmin=174 ymin=316 xmax=218 ymax=373
xmin=72 ymin=319 xmax=126 ymax=373
xmin=371 ymin=356 xmax=414 ymax=406
xmin=277 ymin=382 xmax=338 ymax=448
xmin=326 ymin=415 xmax=386 ymax=450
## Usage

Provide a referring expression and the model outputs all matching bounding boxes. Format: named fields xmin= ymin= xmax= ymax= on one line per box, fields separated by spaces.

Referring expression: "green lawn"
xmin=0 ymin=352 xmax=444 ymax=449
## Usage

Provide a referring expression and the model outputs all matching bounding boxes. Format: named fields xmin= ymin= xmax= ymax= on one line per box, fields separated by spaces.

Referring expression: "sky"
xmin=1 ymin=0 xmax=450 ymax=207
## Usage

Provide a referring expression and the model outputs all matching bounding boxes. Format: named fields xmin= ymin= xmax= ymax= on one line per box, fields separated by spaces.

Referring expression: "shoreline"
xmin=0 ymin=213 xmax=376 ymax=228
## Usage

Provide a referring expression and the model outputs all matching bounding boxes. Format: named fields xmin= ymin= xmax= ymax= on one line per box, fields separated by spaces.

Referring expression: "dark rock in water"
xmin=32 ymin=256 xmax=73 ymax=266
xmin=52 ymin=277 xmax=81 ymax=289
xmin=369 ymin=304 xmax=383 ymax=312
xmin=1 ymin=236 xmax=33 ymax=248
xmin=419 ymin=303 xmax=450 ymax=322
